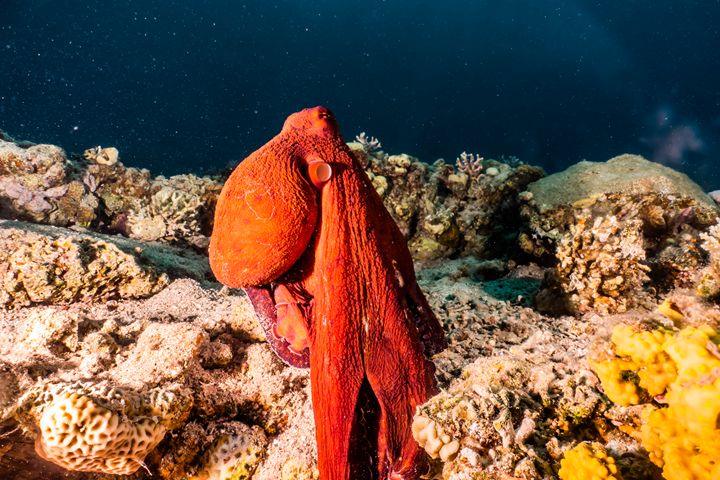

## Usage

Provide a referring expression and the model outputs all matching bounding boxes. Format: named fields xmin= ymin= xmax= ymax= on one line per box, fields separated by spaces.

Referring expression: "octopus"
xmin=209 ymin=106 xmax=446 ymax=479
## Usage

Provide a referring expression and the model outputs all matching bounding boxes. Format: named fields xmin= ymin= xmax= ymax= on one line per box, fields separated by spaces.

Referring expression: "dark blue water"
xmin=2 ymin=0 xmax=719 ymax=189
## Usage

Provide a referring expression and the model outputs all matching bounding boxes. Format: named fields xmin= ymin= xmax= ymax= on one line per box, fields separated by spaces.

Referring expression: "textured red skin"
xmin=209 ymin=107 xmax=446 ymax=479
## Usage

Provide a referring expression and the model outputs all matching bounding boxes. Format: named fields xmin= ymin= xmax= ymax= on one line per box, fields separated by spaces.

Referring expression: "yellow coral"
xmin=592 ymin=324 xmax=720 ymax=480
xmin=558 ymin=442 xmax=623 ymax=480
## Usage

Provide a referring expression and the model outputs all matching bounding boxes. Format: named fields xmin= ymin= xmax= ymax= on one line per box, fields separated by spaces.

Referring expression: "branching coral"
xmin=590 ymin=323 xmax=720 ymax=480
xmin=354 ymin=132 xmax=382 ymax=153
xmin=455 ymin=151 xmax=484 ymax=178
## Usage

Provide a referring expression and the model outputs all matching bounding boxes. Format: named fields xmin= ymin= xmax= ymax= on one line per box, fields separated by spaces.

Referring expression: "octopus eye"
xmin=318 ymin=111 xmax=332 ymax=120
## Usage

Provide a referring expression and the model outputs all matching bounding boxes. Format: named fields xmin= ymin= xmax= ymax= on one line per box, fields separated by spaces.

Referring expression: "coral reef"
xmin=347 ymin=142 xmax=544 ymax=261
xmin=0 ymin=140 xmax=98 ymax=226
xmin=0 ymin=276 xmax=312 ymax=480
xmin=521 ymin=154 xmax=719 ymax=313
xmin=4 ymin=131 xmax=720 ymax=480
xmin=2 ymin=131 xmax=539 ymax=258
xmin=124 ymin=174 xmax=221 ymax=248
xmin=413 ymin=347 xmax=606 ymax=479
xmin=409 ymin=260 xmax=618 ymax=480
xmin=0 ymin=136 xmax=221 ymax=248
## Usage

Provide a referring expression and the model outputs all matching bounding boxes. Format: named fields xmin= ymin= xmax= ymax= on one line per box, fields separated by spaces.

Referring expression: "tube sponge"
xmin=558 ymin=442 xmax=623 ymax=480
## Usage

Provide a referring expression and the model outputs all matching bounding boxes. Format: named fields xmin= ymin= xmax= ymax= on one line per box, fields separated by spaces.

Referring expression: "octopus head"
xmin=283 ymin=106 xmax=339 ymax=135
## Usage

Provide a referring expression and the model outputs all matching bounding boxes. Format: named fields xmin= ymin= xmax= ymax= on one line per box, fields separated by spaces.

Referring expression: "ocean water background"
xmin=1 ymin=0 xmax=718 ymax=189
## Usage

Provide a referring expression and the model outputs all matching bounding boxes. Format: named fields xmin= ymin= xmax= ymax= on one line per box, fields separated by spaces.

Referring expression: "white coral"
xmin=83 ymin=146 xmax=119 ymax=166
xmin=455 ymin=152 xmax=484 ymax=178
xmin=412 ymin=414 xmax=460 ymax=462
xmin=35 ymin=390 xmax=166 ymax=475
xmin=24 ymin=381 xmax=192 ymax=475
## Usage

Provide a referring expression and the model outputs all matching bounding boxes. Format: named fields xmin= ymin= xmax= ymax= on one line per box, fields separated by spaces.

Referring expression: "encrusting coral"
xmin=0 ymin=219 xmax=213 ymax=308
xmin=590 ymin=322 xmax=720 ymax=480
xmin=0 ymin=219 xmax=170 ymax=307
xmin=0 ymin=139 xmax=98 ymax=226
xmin=412 ymin=345 xmax=607 ymax=479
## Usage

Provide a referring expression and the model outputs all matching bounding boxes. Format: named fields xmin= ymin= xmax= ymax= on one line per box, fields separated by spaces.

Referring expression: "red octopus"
xmin=209 ymin=106 xmax=445 ymax=479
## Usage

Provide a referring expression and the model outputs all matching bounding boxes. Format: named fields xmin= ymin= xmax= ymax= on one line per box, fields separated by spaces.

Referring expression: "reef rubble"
xmin=0 ymin=131 xmax=719 ymax=480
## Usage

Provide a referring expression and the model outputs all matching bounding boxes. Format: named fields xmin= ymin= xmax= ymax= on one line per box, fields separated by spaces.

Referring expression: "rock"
xmin=0 ymin=219 xmax=212 ymax=307
xmin=709 ymin=190 xmax=720 ymax=205
xmin=524 ymin=154 xmax=717 ymax=220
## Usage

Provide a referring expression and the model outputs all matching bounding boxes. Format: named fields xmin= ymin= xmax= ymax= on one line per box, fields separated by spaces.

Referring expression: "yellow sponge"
xmin=591 ymin=323 xmax=720 ymax=480
xmin=588 ymin=357 xmax=642 ymax=406
xmin=558 ymin=442 xmax=623 ymax=480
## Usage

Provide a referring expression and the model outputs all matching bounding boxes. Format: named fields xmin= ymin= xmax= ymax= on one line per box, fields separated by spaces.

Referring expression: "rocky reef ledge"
xmin=1 ymin=132 xmax=719 ymax=480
